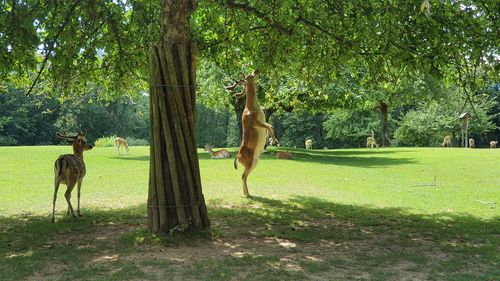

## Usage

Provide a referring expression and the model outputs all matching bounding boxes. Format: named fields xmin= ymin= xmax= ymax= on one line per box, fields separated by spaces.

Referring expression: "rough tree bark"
xmin=147 ymin=0 xmax=210 ymax=233
xmin=232 ymin=96 xmax=245 ymax=143
xmin=379 ymin=102 xmax=391 ymax=147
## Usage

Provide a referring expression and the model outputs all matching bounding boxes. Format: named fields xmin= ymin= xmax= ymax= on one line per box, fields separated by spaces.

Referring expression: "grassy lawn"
xmin=0 ymin=146 xmax=499 ymax=280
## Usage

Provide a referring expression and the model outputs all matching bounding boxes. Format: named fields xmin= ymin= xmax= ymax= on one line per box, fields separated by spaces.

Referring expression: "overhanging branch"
xmin=26 ymin=1 xmax=79 ymax=96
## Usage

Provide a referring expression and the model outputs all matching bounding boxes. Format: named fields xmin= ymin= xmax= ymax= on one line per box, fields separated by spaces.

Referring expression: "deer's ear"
xmin=66 ymin=139 xmax=74 ymax=143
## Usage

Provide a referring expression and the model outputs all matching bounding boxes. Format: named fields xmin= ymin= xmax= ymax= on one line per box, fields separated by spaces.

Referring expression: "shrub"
xmin=94 ymin=136 xmax=149 ymax=147
xmin=94 ymin=136 xmax=117 ymax=147
xmin=126 ymin=137 xmax=149 ymax=146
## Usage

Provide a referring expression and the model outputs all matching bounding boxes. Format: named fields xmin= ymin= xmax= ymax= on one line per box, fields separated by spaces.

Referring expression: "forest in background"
xmin=1 ymin=0 xmax=498 ymax=148
xmin=2 ymin=76 xmax=498 ymax=148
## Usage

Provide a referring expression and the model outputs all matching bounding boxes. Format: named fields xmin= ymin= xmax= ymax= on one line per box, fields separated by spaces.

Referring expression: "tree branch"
xmin=217 ymin=0 xmax=293 ymax=35
xmin=26 ymin=1 xmax=79 ymax=96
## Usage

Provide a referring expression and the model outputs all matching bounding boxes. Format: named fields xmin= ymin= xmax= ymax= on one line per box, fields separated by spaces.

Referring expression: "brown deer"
xmin=115 ymin=137 xmax=129 ymax=154
xmin=276 ymin=151 xmax=292 ymax=160
xmin=490 ymin=141 xmax=497 ymax=148
xmin=204 ymin=144 xmax=231 ymax=158
xmin=52 ymin=132 xmax=93 ymax=223
xmin=366 ymin=130 xmax=379 ymax=149
xmin=305 ymin=139 xmax=313 ymax=150
xmin=468 ymin=138 xmax=475 ymax=148
xmin=226 ymin=70 xmax=278 ymax=197
xmin=441 ymin=135 xmax=451 ymax=147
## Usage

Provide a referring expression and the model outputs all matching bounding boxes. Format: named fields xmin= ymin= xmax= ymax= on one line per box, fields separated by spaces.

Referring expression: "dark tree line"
xmin=0 ymin=86 xmax=150 ymax=145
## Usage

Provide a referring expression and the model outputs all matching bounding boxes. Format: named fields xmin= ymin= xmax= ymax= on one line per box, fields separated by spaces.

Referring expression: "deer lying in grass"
xmin=366 ymin=130 xmax=379 ymax=149
xmin=52 ymin=132 xmax=93 ymax=223
xmin=204 ymin=144 xmax=231 ymax=158
xmin=468 ymin=138 xmax=475 ymax=148
xmin=441 ymin=135 xmax=451 ymax=147
xmin=226 ymin=70 xmax=278 ymax=197
xmin=490 ymin=141 xmax=497 ymax=149
xmin=115 ymin=137 xmax=129 ymax=154
xmin=305 ymin=139 xmax=313 ymax=150
xmin=276 ymin=151 xmax=292 ymax=160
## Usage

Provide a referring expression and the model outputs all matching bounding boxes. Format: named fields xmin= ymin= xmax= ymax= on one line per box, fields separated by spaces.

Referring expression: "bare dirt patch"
xmin=39 ymin=216 xmax=444 ymax=280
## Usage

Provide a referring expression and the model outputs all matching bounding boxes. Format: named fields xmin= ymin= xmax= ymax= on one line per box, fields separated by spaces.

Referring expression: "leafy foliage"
xmin=395 ymin=88 xmax=498 ymax=147
xmin=0 ymin=86 xmax=150 ymax=145
xmin=323 ymin=109 xmax=382 ymax=148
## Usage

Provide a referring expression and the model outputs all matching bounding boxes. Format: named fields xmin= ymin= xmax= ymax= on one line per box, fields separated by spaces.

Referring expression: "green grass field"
xmin=0 ymin=146 xmax=499 ymax=280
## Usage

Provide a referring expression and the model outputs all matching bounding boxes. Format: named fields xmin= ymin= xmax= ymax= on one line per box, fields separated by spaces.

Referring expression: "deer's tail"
xmin=54 ymin=158 xmax=65 ymax=177
xmin=54 ymin=157 xmax=67 ymax=178
xmin=234 ymin=157 xmax=238 ymax=170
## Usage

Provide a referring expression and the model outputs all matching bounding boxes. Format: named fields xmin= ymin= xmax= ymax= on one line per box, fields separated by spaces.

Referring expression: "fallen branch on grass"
xmin=410 ymin=175 xmax=441 ymax=188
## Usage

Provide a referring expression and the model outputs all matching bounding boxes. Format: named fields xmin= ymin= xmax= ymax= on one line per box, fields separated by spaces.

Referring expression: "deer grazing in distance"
xmin=268 ymin=137 xmax=280 ymax=147
xmin=305 ymin=139 xmax=313 ymax=150
xmin=441 ymin=135 xmax=451 ymax=147
xmin=52 ymin=132 xmax=93 ymax=223
xmin=366 ymin=130 xmax=379 ymax=149
xmin=115 ymin=137 xmax=129 ymax=154
xmin=490 ymin=141 xmax=497 ymax=149
xmin=276 ymin=151 xmax=292 ymax=160
xmin=204 ymin=144 xmax=231 ymax=158
xmin=468 ymin=138 xmax=475 ymax=148
xmin=226 ymin=70 xmax=279 ymax=197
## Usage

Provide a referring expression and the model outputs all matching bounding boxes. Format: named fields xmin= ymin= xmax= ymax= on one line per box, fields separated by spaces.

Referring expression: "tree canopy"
xmin=1 ymin=0 xmax=498 ymax=108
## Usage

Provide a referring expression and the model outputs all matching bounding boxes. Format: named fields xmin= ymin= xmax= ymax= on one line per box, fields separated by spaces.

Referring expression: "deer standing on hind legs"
xmin=226 ymin=70 xmax=279 ymax=197
xmin=52 ymin=132 xmax=93 ymax=223
xmin=115 ymin=137 xmax=129 ymax=154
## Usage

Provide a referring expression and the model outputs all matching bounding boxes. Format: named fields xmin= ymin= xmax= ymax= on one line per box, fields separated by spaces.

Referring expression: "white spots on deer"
xmin=52 ymin=132 xmax=93 ymax=223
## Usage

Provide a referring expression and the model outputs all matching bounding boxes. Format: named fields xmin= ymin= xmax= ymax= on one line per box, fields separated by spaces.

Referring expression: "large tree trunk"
xmin=379 ymin=102 xmax=391 ymax=147
xmin=232 ymin=96 xmax=245 ymax=143
xmin=147 ymin=0 xmax=209 ymax=233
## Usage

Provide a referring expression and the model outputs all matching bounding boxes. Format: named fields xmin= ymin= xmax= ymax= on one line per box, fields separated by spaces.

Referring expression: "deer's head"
xmin=225 ymin=70 xmax=259 ymax=98
xmin=56 ymin=132 xmax=93 ymax=154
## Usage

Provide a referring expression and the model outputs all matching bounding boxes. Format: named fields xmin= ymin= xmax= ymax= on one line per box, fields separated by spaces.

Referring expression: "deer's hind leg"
xmin=76 ymin=178 xmax=83 ymax=216
xmin=52 ymin=177 xmax=61 ymax=223
xmin=64 ymin=179 xmax=77 ymax=217
xmin=240 ymin=158 xmax=255 ymax=197
xmin=241 ymin=157 xmax=261 ymax=197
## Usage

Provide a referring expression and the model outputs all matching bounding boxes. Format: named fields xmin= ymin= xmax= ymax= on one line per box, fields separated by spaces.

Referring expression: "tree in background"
xmin=323 ymin=109 xmax=383 ymax=148
xmin=0 ymin=86 xmax=150 ymax=145
xmin=395 ymin=87 xmax=498 ymax=147
xmin=0 ymin=86 xmax=59 ymax=145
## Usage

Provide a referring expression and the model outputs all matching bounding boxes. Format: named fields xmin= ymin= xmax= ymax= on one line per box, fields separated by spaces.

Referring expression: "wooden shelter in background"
xmin=458 ymin=112 xmax=472 ymax=148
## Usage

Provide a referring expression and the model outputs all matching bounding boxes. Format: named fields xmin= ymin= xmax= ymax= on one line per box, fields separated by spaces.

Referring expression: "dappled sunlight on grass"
xmin=0 ymin=146 xmax=498 ymax=279
xmin=0 ymin=196 xmax=498 ymax=280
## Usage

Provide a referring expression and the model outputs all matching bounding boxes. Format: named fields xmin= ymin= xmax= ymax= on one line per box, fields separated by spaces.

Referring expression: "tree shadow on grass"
xmin=107 ymin=155 xmax=150 ymax=161
xmin=265 ymin=148 xmax=418 ymax=168
xmin=1 ymin=197 xmax=498 ymax=280
xmin=104 ymin=149 xmax=417 ymax=168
